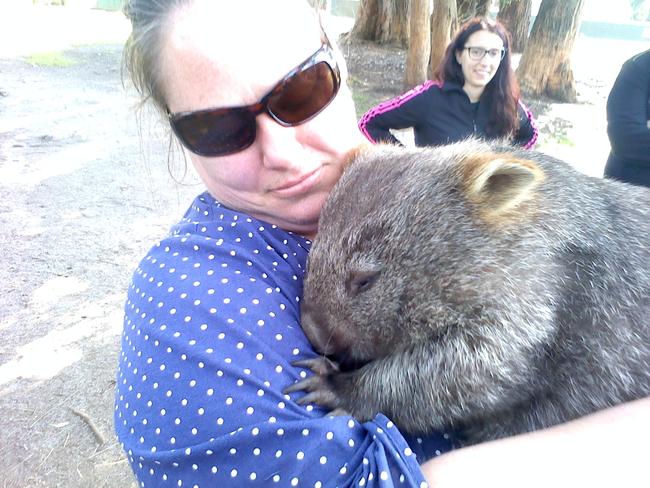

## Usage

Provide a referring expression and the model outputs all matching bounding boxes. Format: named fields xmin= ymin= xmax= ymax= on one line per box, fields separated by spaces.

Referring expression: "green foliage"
xmin=26 ymin=52 xmax=76 ymax=67
xmin=553 ymin=133 xmax=575 ymax=146
xmin=351 ymin=87 xmax=377 ymax=119
xmin=630 ymin=0 xmax=650 ymax=20
xmin=348 ymin=75 xmax=386 ymax=119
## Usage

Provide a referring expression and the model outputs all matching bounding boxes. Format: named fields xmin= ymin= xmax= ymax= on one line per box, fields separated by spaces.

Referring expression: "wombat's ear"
xmin=342 ymin=142 xmax=374 ymax=171
xmin=462 ymin=154 xmax=545 ymax=217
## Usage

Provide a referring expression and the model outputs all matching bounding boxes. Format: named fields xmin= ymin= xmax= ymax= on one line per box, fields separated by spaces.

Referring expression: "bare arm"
xmin=421 ymin=397 xmax=650 ymax=488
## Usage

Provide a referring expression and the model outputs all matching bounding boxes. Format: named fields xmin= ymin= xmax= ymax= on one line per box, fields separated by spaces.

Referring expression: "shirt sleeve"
xmin=358 ymin=81 xmax=439 ymax=145
xmin=114 ymin=198 xmax=453 ymax=488
xmin=606 ymin=55 xmax=650 ymax=165
xmin=513 ymin=99 xmax=538 ymax=149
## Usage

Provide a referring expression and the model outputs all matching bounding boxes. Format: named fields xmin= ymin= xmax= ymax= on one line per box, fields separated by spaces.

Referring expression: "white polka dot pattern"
xmin=114 ymin=192 xmax=452 ymax=487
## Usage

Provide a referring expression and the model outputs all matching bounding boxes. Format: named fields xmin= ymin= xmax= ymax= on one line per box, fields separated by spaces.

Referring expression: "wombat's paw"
xmin=283 ymin=357 xmax=347 ymax=413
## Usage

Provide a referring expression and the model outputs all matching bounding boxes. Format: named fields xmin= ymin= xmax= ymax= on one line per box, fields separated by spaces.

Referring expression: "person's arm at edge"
xmin=420 ymin=397 xmax=650 ymax=488
xmin=606 ymin=58 xmax=650 ymax=163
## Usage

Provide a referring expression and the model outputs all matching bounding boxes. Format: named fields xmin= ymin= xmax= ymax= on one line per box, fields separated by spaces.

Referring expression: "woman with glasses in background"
xmin=359 ymin=17 xmax=538 ymax=149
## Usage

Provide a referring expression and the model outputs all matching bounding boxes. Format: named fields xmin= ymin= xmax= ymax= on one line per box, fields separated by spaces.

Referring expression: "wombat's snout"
xmin=300 ymin=303 xmax=341 ymax=356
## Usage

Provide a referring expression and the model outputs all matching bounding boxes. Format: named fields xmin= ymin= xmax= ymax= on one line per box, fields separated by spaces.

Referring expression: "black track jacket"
xmin=359 ymin=80 xmax=537 ymax=149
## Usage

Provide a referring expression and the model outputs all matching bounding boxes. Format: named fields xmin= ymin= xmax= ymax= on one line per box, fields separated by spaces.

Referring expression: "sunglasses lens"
xmin=268 ymin=61 xmax=338 ymax=125
xmin=172 ymin=108 xmax=256 ymax=157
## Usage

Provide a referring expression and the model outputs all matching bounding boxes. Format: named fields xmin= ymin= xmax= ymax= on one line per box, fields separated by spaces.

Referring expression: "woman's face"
xmin=161 ymin=0 xmax=363 ymax=236
xmin=455 ymin=29 xmax=505 ymax=95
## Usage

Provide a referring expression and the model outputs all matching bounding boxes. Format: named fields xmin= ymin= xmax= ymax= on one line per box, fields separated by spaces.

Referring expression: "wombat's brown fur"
xmin=286 ymin=139 xmax=650 ymax=445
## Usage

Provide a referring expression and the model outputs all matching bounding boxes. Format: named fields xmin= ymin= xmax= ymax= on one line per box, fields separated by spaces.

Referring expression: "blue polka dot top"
xmin=115 ymin=192 xmax=453 ymax=487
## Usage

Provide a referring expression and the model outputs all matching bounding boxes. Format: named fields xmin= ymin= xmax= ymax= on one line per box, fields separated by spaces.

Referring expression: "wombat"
xmin=285 ymin=139 xmax=650 ymax=445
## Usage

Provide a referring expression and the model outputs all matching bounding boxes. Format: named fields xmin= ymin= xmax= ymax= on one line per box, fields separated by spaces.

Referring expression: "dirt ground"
xmin=0 ymin=5 xmax=647 ymax=488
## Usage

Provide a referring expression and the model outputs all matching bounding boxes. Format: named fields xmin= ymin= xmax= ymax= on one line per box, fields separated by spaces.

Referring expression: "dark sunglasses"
xmin=167 ymin=42 xmax=341 ymax=157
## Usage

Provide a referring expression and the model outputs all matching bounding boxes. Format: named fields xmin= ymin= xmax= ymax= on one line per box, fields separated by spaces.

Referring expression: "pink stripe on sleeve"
xmin=358 ymin=80 xmax=443 ymax=142
xmin=518 ymin=99 xmax=538 ymax=149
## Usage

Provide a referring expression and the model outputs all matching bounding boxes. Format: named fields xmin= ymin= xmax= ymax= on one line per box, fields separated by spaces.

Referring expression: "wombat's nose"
xmin=299 ymin=305 xmax=336 ymax=355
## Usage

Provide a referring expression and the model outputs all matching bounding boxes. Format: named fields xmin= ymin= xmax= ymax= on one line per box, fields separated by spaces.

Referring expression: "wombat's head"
xmin=301 ymin=139 xmax=547 ymax=367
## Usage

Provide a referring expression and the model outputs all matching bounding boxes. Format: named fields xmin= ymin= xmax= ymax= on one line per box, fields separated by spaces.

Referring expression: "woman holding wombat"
xmin=359 ymin=17 xmax=538 ymax=149
xmin=114 ymin=1 xmax=648 ymax=487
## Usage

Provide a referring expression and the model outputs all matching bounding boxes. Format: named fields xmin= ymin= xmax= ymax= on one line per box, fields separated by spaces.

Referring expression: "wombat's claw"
xmin=283 ymin=374 xmax=337 ymax=403
xmin=295 ymin=387 xmax=340 ymax=409
xmin=283 ymin=357 xmax=343 ymax=410
xmin=291 ymin=356 xmax=340 ymax=375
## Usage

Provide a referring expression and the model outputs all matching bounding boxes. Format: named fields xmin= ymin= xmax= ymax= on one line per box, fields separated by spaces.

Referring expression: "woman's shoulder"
xmin=129 ymin=192 xmax=311 ymax=318
xmin=409 ymin=79 xmax=445 ymax=98
xmin=147 ymin=192 xmax=310 ymax=271
xmin=629 ymin=49 xmax=650 ymax=68
xmin=617 ymin=49 xmax=650 ymax=80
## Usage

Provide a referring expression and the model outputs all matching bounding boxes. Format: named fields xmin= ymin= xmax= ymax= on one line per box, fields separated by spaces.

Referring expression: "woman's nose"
xmin=255 ymin=114 xmax=305 ymax=169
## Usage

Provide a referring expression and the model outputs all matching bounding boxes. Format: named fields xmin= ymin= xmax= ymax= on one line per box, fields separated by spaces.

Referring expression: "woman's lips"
xmin=271 ymin=167 xmax=322 ymax=196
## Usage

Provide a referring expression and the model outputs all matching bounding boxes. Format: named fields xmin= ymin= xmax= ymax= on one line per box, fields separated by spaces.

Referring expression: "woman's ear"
xmin=455 ymin=49 xmax=463 ymax=65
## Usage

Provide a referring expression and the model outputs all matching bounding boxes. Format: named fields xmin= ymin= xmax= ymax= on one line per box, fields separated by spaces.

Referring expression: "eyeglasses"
xmin=167 ymin=42 xmax=341 ymax=157
xmin=463 ymin=46 xmax=506 ymax=61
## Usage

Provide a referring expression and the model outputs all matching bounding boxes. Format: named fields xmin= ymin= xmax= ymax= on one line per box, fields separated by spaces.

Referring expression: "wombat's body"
xmin=289 ymin=139 xmax=650 ymax=445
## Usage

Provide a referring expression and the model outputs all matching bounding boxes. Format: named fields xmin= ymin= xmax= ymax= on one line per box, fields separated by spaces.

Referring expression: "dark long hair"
xmin=433 ymin=17 xmax=520 ymax=138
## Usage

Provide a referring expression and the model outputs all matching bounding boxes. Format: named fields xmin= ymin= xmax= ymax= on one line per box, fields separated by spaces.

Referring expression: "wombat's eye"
xmin=347 ymin=270 xmax=380 ymax=296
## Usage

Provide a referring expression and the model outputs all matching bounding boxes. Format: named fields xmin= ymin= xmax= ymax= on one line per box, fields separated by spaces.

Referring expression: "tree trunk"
xmin=430 ymin=0 xmax=458 ymax=76
xmin=497 ymin=0 xmax=532 ymax=53
xmin=307 ymin=0 xmax=327 ymax=9
xmin=458 ymin=0 xmax=491 ymax=23
xmin=516 ymin=0 xmax=586 ymax=102
xmin=350 ymin=0 xmax=411 ymax=46
xmin=406 ymin=0 xmax=432 ymax=87
xmin=351 ymin=0 xmax=381 ymax=40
